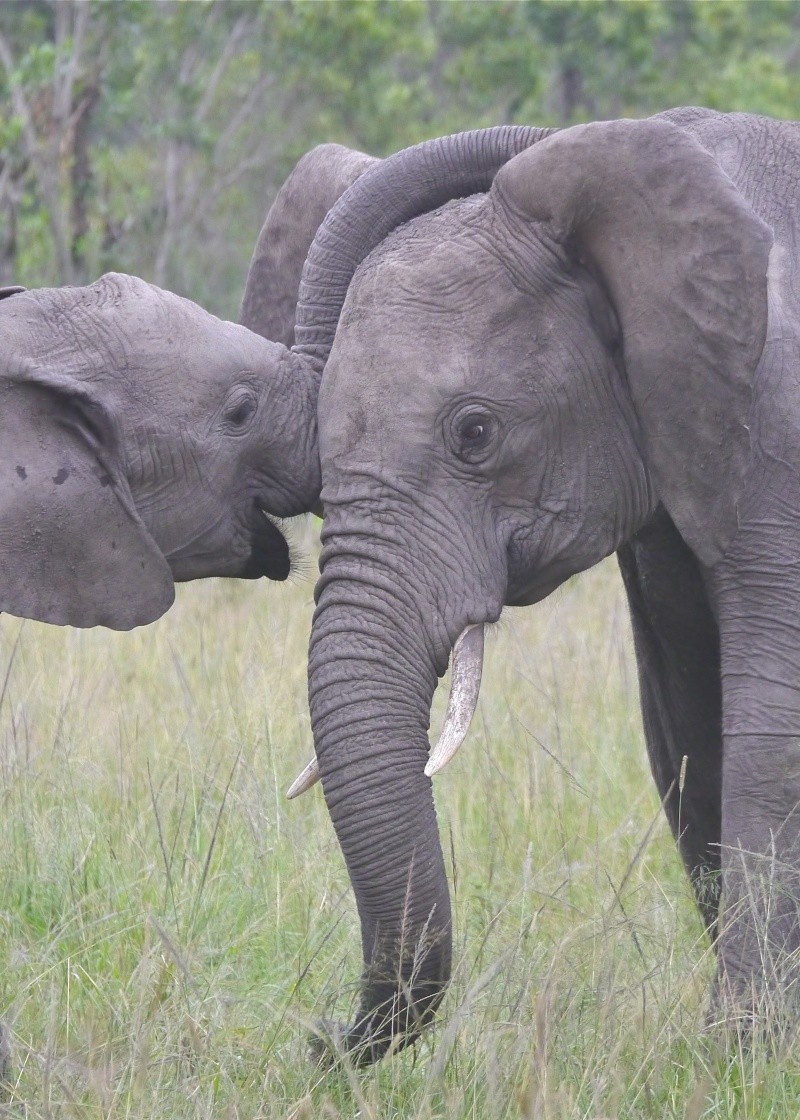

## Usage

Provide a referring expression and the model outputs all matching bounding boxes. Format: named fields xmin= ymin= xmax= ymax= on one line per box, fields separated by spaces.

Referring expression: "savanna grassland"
xmin=3 ymin=524 xmax=799 ymax=1120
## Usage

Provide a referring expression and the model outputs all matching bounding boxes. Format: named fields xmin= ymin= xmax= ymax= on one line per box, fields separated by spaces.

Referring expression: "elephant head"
xmin=0 ymin=274 xmax=299 ymax=629
xmin=294 ymin=118 xmax=772 ymax=1060
xmin=0 ymin=128 xmax=553 ymax=631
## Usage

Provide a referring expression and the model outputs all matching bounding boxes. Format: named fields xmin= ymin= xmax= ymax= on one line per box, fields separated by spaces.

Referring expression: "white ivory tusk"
xmin=425 ymin=623 xmax=485 ymax=778
xmin=289 ymin=623 xmax=485 ymax=793
xmin=286 ymin=755 xmax=321 ymax=799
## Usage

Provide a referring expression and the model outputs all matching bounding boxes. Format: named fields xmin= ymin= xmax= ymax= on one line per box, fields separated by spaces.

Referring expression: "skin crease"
xmin=0 ymin=273 xmax=294 ymax=631
xmin=310 ymin=196 xmax=660 ymax=1060
xmin=300 ymin=109 xmax=800 ymax=1062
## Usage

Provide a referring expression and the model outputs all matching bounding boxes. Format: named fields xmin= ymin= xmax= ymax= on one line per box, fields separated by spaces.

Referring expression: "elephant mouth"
xmin=246 ymin=503 xmax=291 ymax=581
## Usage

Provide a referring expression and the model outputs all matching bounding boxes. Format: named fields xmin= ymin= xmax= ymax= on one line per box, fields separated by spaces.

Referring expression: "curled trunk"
xmin=240 ymin=144 xmax=378 ymax=346
xmin=240 ymin=128 xmax=555 ymax=523
xmin=292 ymin=126 xmax=554 ymax=376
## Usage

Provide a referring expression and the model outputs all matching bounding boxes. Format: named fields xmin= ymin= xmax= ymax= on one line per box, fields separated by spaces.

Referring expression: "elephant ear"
xmin=240 ymin=143 xmax=378 ymax=345
xmin=494 ymin=118 xmax=773 ymax=566
xmin=0 ymin=360 xmax=174 ymax=630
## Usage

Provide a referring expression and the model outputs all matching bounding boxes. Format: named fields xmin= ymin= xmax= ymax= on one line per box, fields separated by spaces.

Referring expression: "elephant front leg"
xmin=715 ymin=542 xmax=800 ymax=1022
xmin=618 ymin=508 xmax=723 ymax=937
xmin=716 ymin=731 xmax=800 ymax=1023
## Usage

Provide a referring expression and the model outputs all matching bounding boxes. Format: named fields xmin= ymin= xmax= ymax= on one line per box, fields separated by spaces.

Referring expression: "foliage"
xmin=0 ymin=0 xmax=798 ymax=316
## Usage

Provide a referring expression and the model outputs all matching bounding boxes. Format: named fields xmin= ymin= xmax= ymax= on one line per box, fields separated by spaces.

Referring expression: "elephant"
xmin=270 ymin=108 xmax=800 ymax=1063
xmin=0 ymin=273 xmax=296 ymax=629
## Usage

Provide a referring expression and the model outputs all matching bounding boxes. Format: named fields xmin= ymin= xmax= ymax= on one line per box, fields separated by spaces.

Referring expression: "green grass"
xmin=1 ymin=531 xmax=799 ymax=1118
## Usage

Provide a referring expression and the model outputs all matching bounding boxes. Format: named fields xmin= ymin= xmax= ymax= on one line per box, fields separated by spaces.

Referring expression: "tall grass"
xmin=1 ymin=533 xmax=799 ymax=1118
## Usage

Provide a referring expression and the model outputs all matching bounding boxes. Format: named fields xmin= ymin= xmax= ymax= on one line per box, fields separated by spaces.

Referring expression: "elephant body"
xmin=280 ymin=109 xmax=800 ymax=1059
xmin=0 ymin=273 xmax=295 ymax=630
xmin=623 ymin=109 xmax=800 ymax=979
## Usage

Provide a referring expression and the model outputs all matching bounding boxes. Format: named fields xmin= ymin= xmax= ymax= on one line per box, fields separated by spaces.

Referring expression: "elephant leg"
xmin=617 ymin=507 xmax=722 ymax=937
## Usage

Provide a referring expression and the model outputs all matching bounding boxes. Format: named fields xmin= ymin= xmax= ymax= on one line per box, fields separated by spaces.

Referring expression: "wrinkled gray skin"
xmin=295 ymin=109 xmax=800 ymax=1062
xmin=241 ymin=144 xmax=378 ymax=347
xmin=0 ymin=273 xmax=296 ymax=629
xmin=235 ymin=127 xmax=573 ymax=1059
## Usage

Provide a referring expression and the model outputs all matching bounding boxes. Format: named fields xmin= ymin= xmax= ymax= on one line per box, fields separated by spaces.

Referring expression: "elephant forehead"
xmin=91 ymin=274 xmax=258 ymax=366
xmin=7 ymin=277 xmax=273 ymax=420
xmin=321 ymin=287 xmax=529 ymax=467
xmin=95 ymin=277 xmax=276 ymax=393
xmin=319 ymin=200 xmax=558 ymax=463
xmin=334 ymin=240 xmax=522 ymax=371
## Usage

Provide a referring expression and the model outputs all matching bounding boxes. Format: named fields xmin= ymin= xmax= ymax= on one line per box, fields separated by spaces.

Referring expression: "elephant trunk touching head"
xmin=240 ymin=144 xmax=379 ymax=347
xmin=239 ymin=127 xmax=554 ymax=528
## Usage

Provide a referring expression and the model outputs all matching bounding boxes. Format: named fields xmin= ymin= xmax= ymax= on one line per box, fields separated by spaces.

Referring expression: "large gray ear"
xmin=240 ymin=143 xmax=378 ymax=345
xmin=494 ymin=118 xmax=772 ymax=566
xmin=0 ymin=364 xmax=174 ymax=630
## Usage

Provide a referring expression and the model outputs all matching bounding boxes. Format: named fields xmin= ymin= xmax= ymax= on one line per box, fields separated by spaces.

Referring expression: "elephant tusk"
xmin=425 ymin=623 xmax=485 ymax=778
xmin=286 ymin=756 xmax=321 ymax=799
xmin=291 ymin=624 xmax=486 ymax=792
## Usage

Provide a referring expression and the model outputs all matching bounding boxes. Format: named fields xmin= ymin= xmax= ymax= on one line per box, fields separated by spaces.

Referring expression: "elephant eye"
xmin=455 ymin=411 xmax=493 ymax=461
xmin=462 ymin=420 xmax=486 ymax=443
xmin=224 ymin=393 xmax=257 ymax=429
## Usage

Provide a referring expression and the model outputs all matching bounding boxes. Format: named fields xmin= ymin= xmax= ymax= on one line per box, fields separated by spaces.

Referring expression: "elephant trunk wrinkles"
xmin=292 ymin=126 xmax=554 ymax=377
xmin=308 ymin=567 xmax=452 ymax=1063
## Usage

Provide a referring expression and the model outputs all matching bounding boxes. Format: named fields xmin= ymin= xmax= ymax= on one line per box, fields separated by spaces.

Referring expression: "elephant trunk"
xmin=308 ymin=553 xmax=453 ymax=1062
xmin=292 ymin=126 xmax=554 ymax=377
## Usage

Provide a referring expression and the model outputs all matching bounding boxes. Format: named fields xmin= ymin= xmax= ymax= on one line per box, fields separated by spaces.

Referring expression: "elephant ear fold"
xmin=494 ymin=118 xmax=773 ymax=566
xmin=240 ymin=143 xmax=378 ymax=345
xmin=0 ymin=364 xmax=174 ymax=629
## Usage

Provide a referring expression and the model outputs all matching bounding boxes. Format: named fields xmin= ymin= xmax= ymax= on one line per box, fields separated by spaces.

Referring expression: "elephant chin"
xmin=245 ymin=505 xmax=291 ymax=581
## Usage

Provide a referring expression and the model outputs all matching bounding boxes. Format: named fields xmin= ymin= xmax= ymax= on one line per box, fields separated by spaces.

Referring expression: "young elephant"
xmin=0 ymin=274 xmax=293 ymax=629
xmin=280 ymin=109 xmax=800 ymax=1063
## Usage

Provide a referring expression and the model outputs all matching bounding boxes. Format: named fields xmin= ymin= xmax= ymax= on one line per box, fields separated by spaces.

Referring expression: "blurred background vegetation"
xmin=0 ymin=0 xmax=798 ymax=319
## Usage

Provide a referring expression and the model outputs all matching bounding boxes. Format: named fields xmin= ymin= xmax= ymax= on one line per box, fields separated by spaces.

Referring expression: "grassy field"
xmin=1 ymin=525 xmax=799 ymax=1119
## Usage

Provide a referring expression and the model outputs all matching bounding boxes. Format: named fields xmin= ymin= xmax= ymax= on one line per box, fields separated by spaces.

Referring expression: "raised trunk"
xmin=240 ymin=145 xmax=377 ymax=346
xmin=245 ymin=128 xmax=555 ymax=521
xmin=292 ymin=126 xmax=554 ymax=376
xmin=308 ymin=551 xmax=452 ymax=1061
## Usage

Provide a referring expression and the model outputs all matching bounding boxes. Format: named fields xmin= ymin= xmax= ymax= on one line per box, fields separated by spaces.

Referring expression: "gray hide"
xmin=294 ymin=110 xmax=800 ymax=1062
xmin=0 ymin=273 xmax=293 ymax=630
xmin=240 ymin=144 xmax=378 ymax=346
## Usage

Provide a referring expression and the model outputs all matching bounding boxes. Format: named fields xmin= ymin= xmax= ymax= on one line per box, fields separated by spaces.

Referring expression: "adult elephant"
xmin=0 ymin=273 xmax=295 ymax=628
xmin=281 ymin=109 xmax=800 ymax=1062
